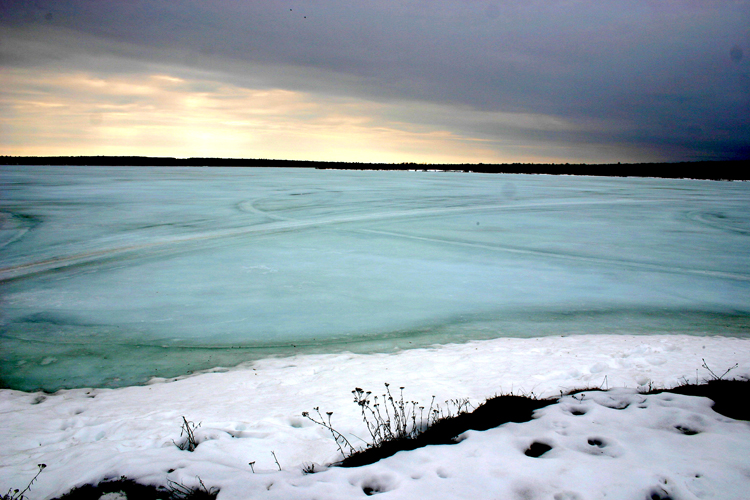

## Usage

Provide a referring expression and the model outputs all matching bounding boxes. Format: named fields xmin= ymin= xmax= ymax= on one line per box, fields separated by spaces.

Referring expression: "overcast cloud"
xmin=1 ymin=0 xmax=748 ymax=162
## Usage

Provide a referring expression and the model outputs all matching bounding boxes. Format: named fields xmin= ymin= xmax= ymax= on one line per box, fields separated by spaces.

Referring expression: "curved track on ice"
xmin=4 ymin=197 xmax=748 ymax=282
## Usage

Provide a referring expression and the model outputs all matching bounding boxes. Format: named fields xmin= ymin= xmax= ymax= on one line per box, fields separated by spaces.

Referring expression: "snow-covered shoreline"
xmin=2 ymin=334 xmax=749 ymax=499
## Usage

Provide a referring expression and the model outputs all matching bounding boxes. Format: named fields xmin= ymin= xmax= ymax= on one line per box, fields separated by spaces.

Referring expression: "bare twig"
xmin=302 ymin=408 xmax=355 ymax=457
xmin=3 ymin=464 xmax=46 ymax=500
xmin=271 ymin=451 xmax=281 ymax=471
xmin=702 ymin=359 xmax=739 ymax=381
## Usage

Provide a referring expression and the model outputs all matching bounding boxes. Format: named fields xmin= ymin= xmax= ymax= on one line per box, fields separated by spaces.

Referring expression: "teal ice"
xmin=1 ymin=166 xmax=749 ymax=391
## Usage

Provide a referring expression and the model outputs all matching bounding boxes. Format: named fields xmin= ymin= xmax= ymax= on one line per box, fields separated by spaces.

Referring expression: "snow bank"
xmin=2 ymin=334 xmax=749 ymax=499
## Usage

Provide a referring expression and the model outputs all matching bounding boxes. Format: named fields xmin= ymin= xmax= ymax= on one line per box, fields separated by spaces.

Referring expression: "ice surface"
xmin=1 ymin=166 xmax=749 ymax=390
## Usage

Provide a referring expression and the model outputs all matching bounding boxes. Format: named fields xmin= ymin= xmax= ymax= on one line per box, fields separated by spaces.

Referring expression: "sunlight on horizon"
xmin=1 ymin=69 xmax=614 ymax=164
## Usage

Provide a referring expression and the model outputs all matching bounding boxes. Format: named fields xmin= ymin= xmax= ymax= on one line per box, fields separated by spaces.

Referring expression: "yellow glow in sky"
xmin=0 ymin=69 xmax=509 ymax=163
xmin=0 ymin=68 xmax=603 ymax=164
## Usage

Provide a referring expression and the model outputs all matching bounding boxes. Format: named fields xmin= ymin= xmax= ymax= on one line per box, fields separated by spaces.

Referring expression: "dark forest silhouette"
xmin=1 ymin=156 xmax=745 ymax=180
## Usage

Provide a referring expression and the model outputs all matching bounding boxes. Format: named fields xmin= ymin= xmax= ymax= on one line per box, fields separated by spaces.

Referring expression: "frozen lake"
xmin=1 ymin=166 xmax=749 ymax=391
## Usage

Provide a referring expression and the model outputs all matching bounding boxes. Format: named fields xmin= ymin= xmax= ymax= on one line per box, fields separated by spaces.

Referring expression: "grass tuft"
xmin=305 ymin=384 xmax=555 ymax=468
xmin=308 ymin=371 xmax=749 ymax=468
xmin=642 ymin=378 xmax=750 ymax=420
xmin=174 ymin=416 xmax=201 ymax=452
xmin=52 ymin=476 xmax=218 ymax=500
xmin=167 ymin=477 xmax=219 ymax=500
xmin=339 ymin=392 xmax=555 ymax=468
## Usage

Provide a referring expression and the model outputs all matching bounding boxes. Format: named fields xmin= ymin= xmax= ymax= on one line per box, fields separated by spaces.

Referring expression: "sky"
xmin=1 ymin=0 xmax=749 ymax=164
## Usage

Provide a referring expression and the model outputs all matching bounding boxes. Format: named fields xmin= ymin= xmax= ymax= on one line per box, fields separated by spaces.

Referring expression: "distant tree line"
xmin=0 ymin=156 xmax=745 ymax=180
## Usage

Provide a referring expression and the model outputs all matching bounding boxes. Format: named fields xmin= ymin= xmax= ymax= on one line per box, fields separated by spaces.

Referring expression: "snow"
xmin=2 ymin=334 xmax=750 ymax=499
